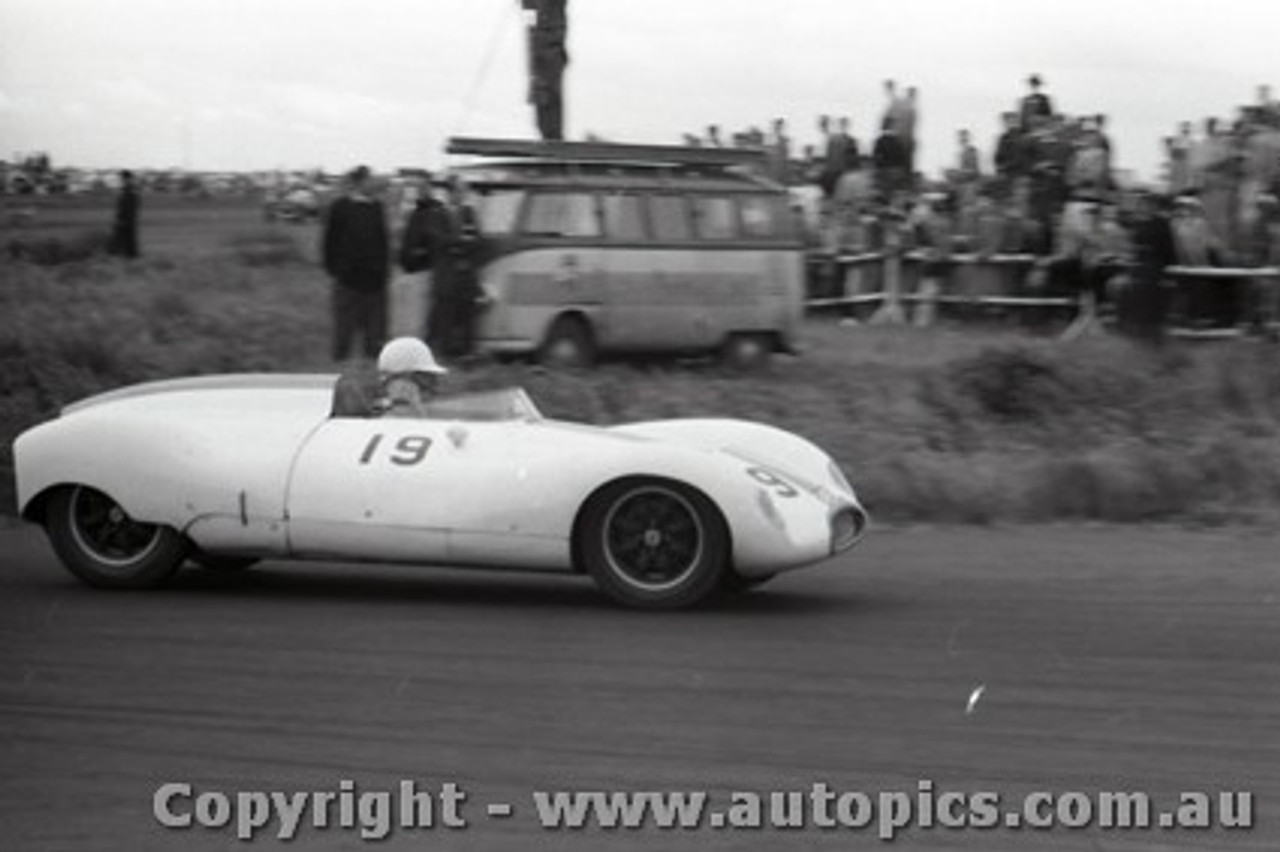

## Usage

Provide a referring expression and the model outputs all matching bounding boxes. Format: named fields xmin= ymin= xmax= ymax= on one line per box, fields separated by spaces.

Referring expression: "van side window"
xmin=740 ymin=195 xmax=788 ymax=239
xmin=649 ymin=195 xmax=692 ymax=242
xmin=692 ymin=196 xmax=738 ymax=240
xmin=524 ymin=192 xmax=601 ymax=237
xmin=601 ymin=193 xmax=647 ymax=241
xmin=475 ymin=189 xmax=525 ymax=236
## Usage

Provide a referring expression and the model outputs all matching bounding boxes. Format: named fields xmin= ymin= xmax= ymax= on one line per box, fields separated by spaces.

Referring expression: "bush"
xmin=3 ymin=269 xmax=1280 ymax=526
xmin=221 ymin=229 xmax=307 ymax=267
xmin=5 ymin=229 xmax=111 ymax=265
xmin=946 ymin=346 xmax=1070 ymax=421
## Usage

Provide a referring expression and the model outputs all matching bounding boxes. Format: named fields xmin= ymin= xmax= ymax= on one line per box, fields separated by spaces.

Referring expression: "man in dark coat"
xmin=444 ymin=178 xmax=482 ymax=357
xmin=993 ymin=111 xmax=1025 ymax=189
xmin=872 ymin=119 xmax=911 ymax=201
xmin=398 ymin=174 xmax=447 ymax=276
xmin=1019 ymin=74 xmax=1054 ymax=130
xmin=1122 ymin=192 xmax=1178 ymax=342
xmin=399 ymin=176 xmax=455 ymax=355
xmin=322 ymin=165 xmax=390 ymax=361
xmin=523 ymin=0 xmax=569 ymax=140
xmin=110 ymin=170 xmax=140 ymax=258
xmin=414 ymin=177 xmax=482 ymax=359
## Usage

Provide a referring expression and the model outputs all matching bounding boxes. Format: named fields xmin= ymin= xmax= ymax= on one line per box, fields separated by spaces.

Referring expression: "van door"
xmin=616 ymin=193 xmax=701 ymax=349
xmin=597 ymin=191 xmax=663 ymax=348
xmin=520 ymin=190 xmax=605 ymax=307
xmin=736 ymin=193 xmax=805 ymax=343
xmin=684 ymin=194 xmax=747 ymax=347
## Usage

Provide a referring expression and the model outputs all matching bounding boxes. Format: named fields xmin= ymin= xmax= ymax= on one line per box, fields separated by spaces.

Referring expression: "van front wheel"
xmin=541 ymin=316 xmax=596 ymax=368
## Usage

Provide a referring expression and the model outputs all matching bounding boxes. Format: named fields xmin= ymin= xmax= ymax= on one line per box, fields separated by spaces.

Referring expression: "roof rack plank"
xmin=447 ymin=136 xmax=768 ymax=167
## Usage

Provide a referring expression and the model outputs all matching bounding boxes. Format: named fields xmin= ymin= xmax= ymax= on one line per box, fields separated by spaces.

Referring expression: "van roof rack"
xmin=447 ymin=136 xmax=768 ymax=169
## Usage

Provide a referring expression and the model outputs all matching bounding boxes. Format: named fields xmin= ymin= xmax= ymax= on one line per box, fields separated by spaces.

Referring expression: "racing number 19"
xmin=358 ymin=434 xmax=433 ymax=466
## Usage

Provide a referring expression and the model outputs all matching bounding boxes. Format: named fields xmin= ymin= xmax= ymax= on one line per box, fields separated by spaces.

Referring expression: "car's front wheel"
xmin=580 ymin=477 xmax=728 ymax=609
xmin=45 ymin=486 xmax=188 ymax=589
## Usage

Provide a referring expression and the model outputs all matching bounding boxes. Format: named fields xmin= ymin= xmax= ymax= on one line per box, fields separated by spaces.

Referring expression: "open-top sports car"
xmin=13 ymin=375 xmax=868 ymax=608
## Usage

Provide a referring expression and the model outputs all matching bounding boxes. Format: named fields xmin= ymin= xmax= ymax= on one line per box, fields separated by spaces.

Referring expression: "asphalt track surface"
xmin=2 ymin=522 xmax=1277 ymax=851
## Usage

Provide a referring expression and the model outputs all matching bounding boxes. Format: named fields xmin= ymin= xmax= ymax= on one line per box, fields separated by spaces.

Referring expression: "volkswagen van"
xmin=446 ymin=137 xmax=805 ymax=367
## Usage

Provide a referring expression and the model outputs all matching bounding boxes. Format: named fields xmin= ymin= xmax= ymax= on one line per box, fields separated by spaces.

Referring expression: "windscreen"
xmin=422 ymin=388 xmax=542 ymax=422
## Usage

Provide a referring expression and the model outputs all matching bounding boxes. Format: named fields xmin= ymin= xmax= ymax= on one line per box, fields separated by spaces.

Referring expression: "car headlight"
xmin=829 ymin=506 xmax=868 ymax=554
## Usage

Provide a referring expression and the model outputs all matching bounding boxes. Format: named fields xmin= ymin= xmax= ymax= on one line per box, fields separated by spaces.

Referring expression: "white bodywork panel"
xmin=16 ymin=380 xmax=332 ymax=555
xmin=286 ymin=417 xmax=571 ymax=569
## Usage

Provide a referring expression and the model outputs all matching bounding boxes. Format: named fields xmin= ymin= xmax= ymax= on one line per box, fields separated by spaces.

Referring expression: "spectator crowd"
xmin=687 ymin=75 xmax=1280 ymax=337
xmin=11 ymin=73 xmax=1280 ymax=351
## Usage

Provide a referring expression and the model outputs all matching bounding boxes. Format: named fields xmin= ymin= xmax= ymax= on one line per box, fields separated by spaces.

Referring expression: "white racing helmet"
xmin=377 ymin=337 xmax=447 ymax=376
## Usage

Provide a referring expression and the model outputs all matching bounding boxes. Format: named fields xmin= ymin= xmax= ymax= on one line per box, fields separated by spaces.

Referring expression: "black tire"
xmin=580 ymin=477 xmax=728 ymax=609
xmin=721 ymin=333 xmax=773 ymax=370
xmin=189 ymin=552 xmax=259 ymax=572
xmin=45 ymin=486 xmax=187 ymax=589
xmin=540 ymin=315 xmax=596 ymax=368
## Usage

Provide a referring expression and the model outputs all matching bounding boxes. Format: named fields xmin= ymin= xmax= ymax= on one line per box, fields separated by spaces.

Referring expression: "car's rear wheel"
xmin=45 ymin=486 xmax=187 ymax=589
xmin=580 ymin=477 xmax=728 ymax=609
xmin=540 ymin=315 xmax=596 ymax=368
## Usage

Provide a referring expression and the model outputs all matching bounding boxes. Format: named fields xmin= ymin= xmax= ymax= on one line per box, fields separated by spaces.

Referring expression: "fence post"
xmin=869 ymin=226 xmax=906 ymax=325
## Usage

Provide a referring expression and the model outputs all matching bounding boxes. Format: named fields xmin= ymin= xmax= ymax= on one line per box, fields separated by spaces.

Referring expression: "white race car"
xmin=13 ymin=375 xmax=868 ymax=608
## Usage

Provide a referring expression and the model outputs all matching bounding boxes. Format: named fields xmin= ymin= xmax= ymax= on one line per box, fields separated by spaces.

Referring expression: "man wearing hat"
xmin=376 ymin=336 xmax=448 ymax=418
xmin=1019 ymin=74 xmax=1054 ymax=131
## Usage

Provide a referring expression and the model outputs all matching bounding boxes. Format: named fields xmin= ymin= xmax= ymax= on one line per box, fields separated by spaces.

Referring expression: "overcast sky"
xmin=2 ymin=0 xmax=1275 ymax=180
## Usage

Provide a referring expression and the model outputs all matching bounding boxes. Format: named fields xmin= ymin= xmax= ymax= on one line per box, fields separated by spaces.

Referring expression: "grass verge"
xmin=3 ymin=249 xmax=1279 ymax=525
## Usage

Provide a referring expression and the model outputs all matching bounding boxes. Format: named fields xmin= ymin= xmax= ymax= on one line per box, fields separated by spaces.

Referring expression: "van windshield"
xmin=475 ymin=190 xmax=525 ymax=236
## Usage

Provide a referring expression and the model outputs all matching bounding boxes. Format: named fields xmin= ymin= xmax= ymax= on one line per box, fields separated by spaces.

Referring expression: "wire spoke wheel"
xmin=582 ymin=478 xmax=728 ymax=608
xmin=604 ymin=487 xmax=704 ymax=590
xmin=69 ymin=487 xmax=162 ymax=567
xmin=46 ymin=485 xmax=188 ymax=589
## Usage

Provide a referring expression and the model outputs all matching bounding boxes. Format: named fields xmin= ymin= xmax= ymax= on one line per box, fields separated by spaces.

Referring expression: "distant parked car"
xmin=264 ymin=186 xmax=320 ymax=223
